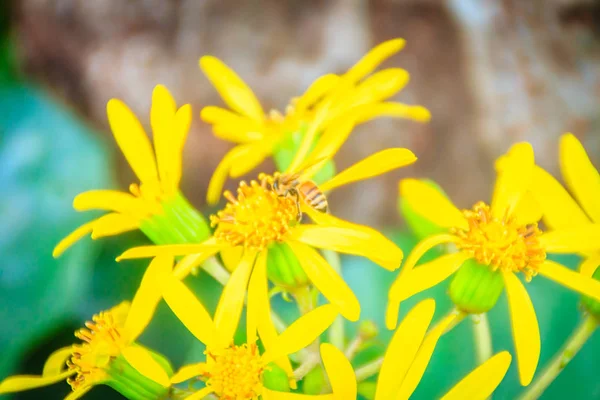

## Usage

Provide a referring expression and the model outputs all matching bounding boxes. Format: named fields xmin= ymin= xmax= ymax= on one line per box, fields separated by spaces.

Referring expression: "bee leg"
xmin=288 ymin=188 xmax=302 ymax=221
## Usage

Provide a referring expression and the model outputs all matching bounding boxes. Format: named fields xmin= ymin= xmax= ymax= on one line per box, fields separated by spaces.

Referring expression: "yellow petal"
xmin=353 ymin=102 xmax=431 ymax=124
xmin=206 ymin=143 xmax=268 ymax=205
xmin=386 ymin=234 xmax=458 ymax=330
xmin=399 ymin=179 xmax=468 ymax=230
xmin=512 ymin=191 xmax=543 ymax=226
xmin=262 ymin=304 xmax=338 ymax=364
xmin=106 ymin=98 xmax=158 ymax=183
xmin=199 ymin=56 xmax=264 ymax=121
xmin=539 ymin=260 xmax=600 ymax=301
xmin=122 ymin=345 xmax=170 ymax=387
xmin=124 ymin=255 xmax=174 ymax=342
xmin=185 ymin=386 xmax=214 ymax=400
xmin=391 ymin=253 xmax=470 ymax=303
xmin=502 ymin=271 xmax=540 ymax=386
xmin=297 ymin=119 xmax=354 ymax=170
xmin=160 ymin=274 xmax=217 ymax=348
xmin=90 ymin=213 xmax=140 ymax=239
xmin=262 ymin=388 xmax=334 ymax=400
xmin=375 ymin=299 xmax=435 ymax=400
xmin=491 ymin=142 xmax=534 ymax=220
xmin=150 ymin=85 xmax=177 ymax=187
xmin=290 ymin=224 xmax=402 ymax=271
xmin=294 ymin=74 xmax=341 ymax=113
xmin=560 ymin=133 xmax=600 ymax=222
xmin=73 ymin=190 xmax=148 ymax=216
xmin=531 ymin=166 xmax=590 ymax=229
xmin=170 ymin=363 xmax=206 ymax=384
xmin=396 ymin=309 xmax=461 ymax=399
xmin=321 ymin=148 xmax=417 ymax=192
xmin=0 ymin=370 xmax=73 ymax=394
xmin=172 ymin=251 xmax=224 ymax=280
xmin=580 ymin=255 xmax=600 ymax=278
xmin=344 ymin=39 xmax=406 ymax=84
xmin=539 ymin=225 xmax=600 ymax=253
xmin=214 ymin=250 xmax=257 ymax=346
xmin=202 ymin=106 xmax=265 ymax=142
xmin=53 ymin=220 xmax=96 ymax=258
xmin=441 ymin=351 xmax=512 ymax=400
xmin=117 ymin=237 xmax=222 ymax=261
xmin=320 ymin=343 xmax=357 ymax=400
xmin=42 ymin=347 xmax=74 ymax=376
xmin=165 ymin=104 xmax=192 ymax=194
xmin=248 ymin=251 xmax=295 ymax=380
xmin=335 ymin=68 xmax=409 ymax=114
xmin=64 ymin=385 xmax=92 ymax=400
xmin=287 ymin=241 xmax=360 ymax=321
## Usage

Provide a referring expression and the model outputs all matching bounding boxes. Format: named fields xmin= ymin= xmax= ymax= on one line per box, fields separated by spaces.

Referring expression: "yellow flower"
xmin=387 ymin=142 xmax=600 ymax=386
xmin=117 ymin=131 xmax=415 ymax=324
xmin=0 ymin=256 xmax=173 ymax=399
xmin=159 ymin=272 xmax=338 ymax=399
xmin=53 ymin=85 xmax=209 ymax=258
xmin=200 ymin=38 xmax=431 ymax=204
xmin=318 ymin=299 xmax=512 ymax=400
xmin=530 ymin=133 xmax=600 ymax=302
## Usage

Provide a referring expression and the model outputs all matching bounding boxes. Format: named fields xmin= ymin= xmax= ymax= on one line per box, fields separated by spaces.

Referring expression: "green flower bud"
xmin=104 ymin=351 xmax=170 ymax=400
xmin=302 ymin=365 xmax=327 ymax=395
xmin=139 ymin=192 xmax=211 ymax=245
xmin=448 ymin=258 xmax=504 ymax=314
xmin=267 ymin=242 xmax=309 ymax=289
xmin=358 ymin=320 xmax=379 ymax=341
xmin=262 ymin=363 xmax=291 ymax=393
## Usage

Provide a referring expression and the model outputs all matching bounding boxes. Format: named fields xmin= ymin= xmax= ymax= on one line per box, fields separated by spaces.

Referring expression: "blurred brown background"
xmin=12 ymin=0 xmax=600 ymax=226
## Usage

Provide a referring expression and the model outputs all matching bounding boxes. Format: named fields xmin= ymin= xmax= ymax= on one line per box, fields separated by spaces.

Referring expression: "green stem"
xmin=323 ymin=250 xmax=345 ymax=350
xmin=355 ymin=357 xmax=384 ymax=382
xmin=518 ymin=316 xmax=598 ymax=400
xmin=471 ymin=313 xmax=492 ymax=366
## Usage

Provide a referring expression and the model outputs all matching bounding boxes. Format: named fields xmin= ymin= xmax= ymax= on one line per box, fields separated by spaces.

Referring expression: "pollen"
xmin=67 ymin=303 xmax=130 ymax=391
xmin=204 ymin=344 xmax=265 ymax=400
xmin=451 ymin=202 xmax=546 ymax=281
xmin=210 ymin=176 xmax=298 ymax=250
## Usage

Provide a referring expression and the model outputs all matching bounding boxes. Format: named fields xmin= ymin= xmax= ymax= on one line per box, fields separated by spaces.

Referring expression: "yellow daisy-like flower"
xmin=117 ymin=127 xmax=414 ymax=324
xmin=0 ymin=256 xmax=174 ymax=399
xmin=200 ymin=38 xmax=431 ymax=204
xmin=387 ymin=142 xmax=600 ymax=386
xmin=53 ymin=85 xmax=209 ymax=257
xmin=159 ymin=271 xmax=339 ymax=400
xmin=530 ymin=133 xmax=600 ymax=302
xmin=317 ymin=299 xmax=512 ymax=400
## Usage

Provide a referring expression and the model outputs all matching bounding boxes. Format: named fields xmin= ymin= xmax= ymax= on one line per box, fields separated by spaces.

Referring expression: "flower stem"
xmin=471 ymin=313 xmax=492 ymax=366
xmin=323 ymin=250 xmax=345 ymax=350
xmin=355 ymin=357 xmax=384 ymax=382
xmin=518 ymin=316 xmax=598 ymax=400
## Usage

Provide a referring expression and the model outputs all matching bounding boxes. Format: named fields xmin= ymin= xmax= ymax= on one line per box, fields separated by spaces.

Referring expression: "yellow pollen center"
xmin=451 ymin=202 xmax=546 ymax=281
xmin=67 ymin=303 xmax=129 ymax=391
xmin=210 ymin=177 xmax=298 ymax=250
xmin=204 ymin=344 xmax=265 ymax=400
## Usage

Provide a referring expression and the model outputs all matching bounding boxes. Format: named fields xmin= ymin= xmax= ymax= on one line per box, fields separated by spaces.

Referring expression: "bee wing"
xmin=289 ymin=156 xmax=330 ymax=180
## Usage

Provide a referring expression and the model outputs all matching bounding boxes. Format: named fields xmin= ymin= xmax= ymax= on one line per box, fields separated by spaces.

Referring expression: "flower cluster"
xmin=1 ymin=39 xmax=599 ymax=400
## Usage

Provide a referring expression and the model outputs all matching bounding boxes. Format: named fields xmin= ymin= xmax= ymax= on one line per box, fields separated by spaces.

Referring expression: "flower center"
xmin=67 ymin=303 xmax=130 ymax=391
xmin=205 ymin=344 xmax=265 ymax=399
xmin=451 ymin=202 xmax=546 ymax=281
xmin=210 ymin=177 xmax=298 ymax=250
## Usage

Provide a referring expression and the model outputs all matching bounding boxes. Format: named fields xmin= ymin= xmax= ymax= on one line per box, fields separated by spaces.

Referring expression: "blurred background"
xmin=1 ymin=0 xmax=599 ymax=399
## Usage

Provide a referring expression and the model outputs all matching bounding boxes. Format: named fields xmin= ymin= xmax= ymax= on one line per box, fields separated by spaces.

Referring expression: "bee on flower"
xmin=387 ymin=142 xmax=600 ymax=386
xmin=53 ymin=85 xmax=211 ymax=258
xmin=200 ymin=38 xmax=431 ymax=204
xmin=0 ymin=256 xmax=174 ymax=399
xmin=116 ymin=114 xmax=415 ymax=331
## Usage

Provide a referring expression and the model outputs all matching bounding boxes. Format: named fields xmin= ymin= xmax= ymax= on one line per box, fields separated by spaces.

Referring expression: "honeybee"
xmin=269 ymin=159 xmax=329 ymax=221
